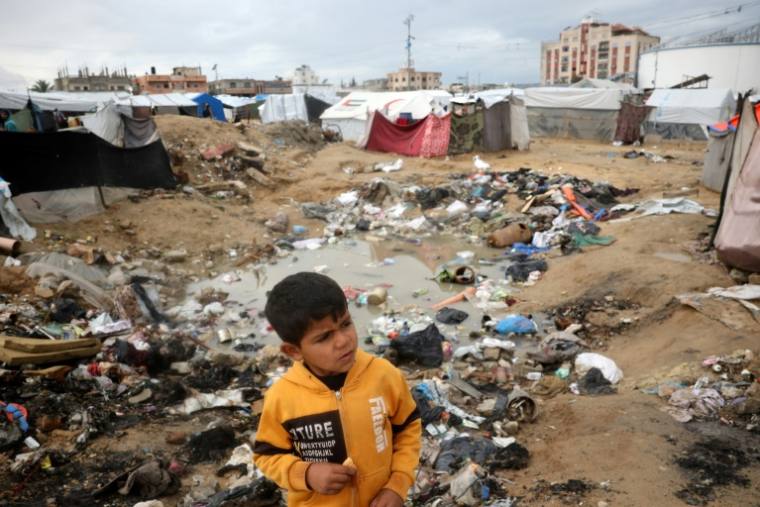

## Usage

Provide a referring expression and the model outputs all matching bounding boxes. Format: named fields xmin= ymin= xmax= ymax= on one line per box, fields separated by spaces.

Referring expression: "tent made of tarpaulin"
xmin=422 ymin=90 xmax=453 ymax=110
xmin=0 ymin=130 xmax=177 ymax=223
xmin=359 ymin=111 xmax=450 ymax=158
xmin=0 ymin=90 xmax=97 ymax=113
xmin=448 ymin=97 xmax=530 ymax=153
xmin=320 ymin=91 xmax=436 ymax=142
xmin=702 ymin=129 xmax=735 ymax=192
xmin=80 ymin=103 xmax=160 ymax=148
xmin=186 ymin=93 xmax=226 ymax=121
xmin=143 ymin=93 xmax=199 ymax=116
xmin=260 ymin=93 xmax=330 ymax=124
xmin=569 ymin=78 xmax=638 ymax=90
xmin=645 ymin=88 xmax=735 ymax=141
xmin=524 ymin=87 xmax=628 ymax=140
xmin=714 ymin=99 xmax=760 ymax=271
xmin=216 ymin=95 xmax=257 ymax=121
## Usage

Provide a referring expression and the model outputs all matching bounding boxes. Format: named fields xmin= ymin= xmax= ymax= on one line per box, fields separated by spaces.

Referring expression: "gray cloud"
xmin=0 ymin=0 xmax=754 ymax=89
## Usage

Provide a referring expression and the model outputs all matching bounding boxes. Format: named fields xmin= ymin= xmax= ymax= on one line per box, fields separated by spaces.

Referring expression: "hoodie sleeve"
xmin=382 ymin=369 xmax=422 ymax=499
xmin=253 ymin=389 xmax=311 ymax=492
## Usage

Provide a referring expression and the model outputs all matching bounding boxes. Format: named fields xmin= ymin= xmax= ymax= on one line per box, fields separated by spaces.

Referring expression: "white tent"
xmin=260 ymin=94 xmax=309 ymax=124
xmin=320 ymin=91 xmax=436 ymax=142
xmin=646 ymin=88 xmax=735 ymax=125
xmin=524 ymin=88 xmax=627 ymax=110
xmin=422 ymin=90 xmax=453 ymax=109
xmin=523 ymin=87 xmax=631 ymax=140
xmin=569 ymin=78 xmax=638 ymax=90
xmin=0 ymin=90 xmax=97 ymax=112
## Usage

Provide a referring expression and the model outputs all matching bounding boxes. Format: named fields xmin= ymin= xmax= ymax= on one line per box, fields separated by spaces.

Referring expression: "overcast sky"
xmin=0 ymin=0 xmax=756 ymax=90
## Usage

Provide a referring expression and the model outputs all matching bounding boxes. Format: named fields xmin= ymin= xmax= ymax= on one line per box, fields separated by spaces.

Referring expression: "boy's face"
xmin=280 ymin=308 xmax=358 ymax=377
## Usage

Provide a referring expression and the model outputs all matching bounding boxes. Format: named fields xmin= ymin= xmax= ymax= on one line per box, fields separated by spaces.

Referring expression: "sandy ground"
xmin=7 ymin=116 xmax=760 ymax=506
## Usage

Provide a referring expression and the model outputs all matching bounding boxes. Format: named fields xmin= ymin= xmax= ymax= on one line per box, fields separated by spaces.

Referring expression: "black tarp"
xmin=304 ymin=95 xmax=331 ymax=123
xmin=0 ymin=131 xmax=177 ymax=195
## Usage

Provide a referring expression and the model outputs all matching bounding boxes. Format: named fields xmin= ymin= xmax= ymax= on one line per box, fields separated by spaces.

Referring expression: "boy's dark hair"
xmin=265 ymin=272 xmax=348 ymax=346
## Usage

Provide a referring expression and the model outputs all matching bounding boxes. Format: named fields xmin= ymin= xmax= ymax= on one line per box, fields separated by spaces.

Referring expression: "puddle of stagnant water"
xmin=186 ymin=235 xmax=556 ymax=357
xmin=653 ymin=252 xmax=693 ymax=263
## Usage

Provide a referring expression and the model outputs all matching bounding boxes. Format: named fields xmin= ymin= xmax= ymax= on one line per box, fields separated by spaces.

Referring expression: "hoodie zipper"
xmin=335 ymin=390 xmax=357 ymax=507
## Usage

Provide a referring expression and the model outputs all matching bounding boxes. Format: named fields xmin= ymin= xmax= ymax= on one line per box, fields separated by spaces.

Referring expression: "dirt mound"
xmin=259 ymin=120 xmax=327 ymax=151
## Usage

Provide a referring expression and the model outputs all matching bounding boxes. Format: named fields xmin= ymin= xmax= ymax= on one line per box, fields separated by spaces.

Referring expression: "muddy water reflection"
xmin=188 ymin=236 xmax=548 ymax=355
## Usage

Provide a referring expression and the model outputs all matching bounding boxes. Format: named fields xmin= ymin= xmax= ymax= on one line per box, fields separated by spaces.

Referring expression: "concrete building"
xmin=132 ymin=66 xmax=207 ymax=95
xmin=208 ymin=78 xmax=292 ymax=96
xmin=638 ymin=22 xmax=760 ymax=93
xmin=541 ymin=18 xmax=660 ymax=85
xmin=362 ymin=78 xmax=389 ymax=92
xmin=292 ymin=65 xmax=319 ymax=85
xmin=55 ymin=65 xmax=132 ymax=92
xmin=208 ymin=78 xmax=259 ymax=96
xmin=387 ymin=67 xmax=442 ymax=91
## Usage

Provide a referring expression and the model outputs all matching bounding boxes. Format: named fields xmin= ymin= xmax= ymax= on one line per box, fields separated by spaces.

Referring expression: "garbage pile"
xmin=642 ymin=349 xmax=760 ymax=429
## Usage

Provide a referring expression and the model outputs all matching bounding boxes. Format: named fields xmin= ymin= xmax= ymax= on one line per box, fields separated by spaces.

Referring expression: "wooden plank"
xmin=0 ymin=341 xmax=101 ymax=367
xmin=447 ymin=371 xmax=484 ymax=400
xmin=0 ymin=336 xmax=99 ymax=353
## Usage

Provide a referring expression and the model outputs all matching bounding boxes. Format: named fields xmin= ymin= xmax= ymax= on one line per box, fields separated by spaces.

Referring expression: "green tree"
xmin=350 ymin=77 xmax=357 ymax=87
xmin=31 ymin=79 xmax=52 ymax=92
xmin=570 ymin=74 xmax=583 ymax=84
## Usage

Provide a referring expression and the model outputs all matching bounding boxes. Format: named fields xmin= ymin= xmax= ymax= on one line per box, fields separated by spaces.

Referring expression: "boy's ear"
xmin=280 ymin=342 xmax=303 ymax=361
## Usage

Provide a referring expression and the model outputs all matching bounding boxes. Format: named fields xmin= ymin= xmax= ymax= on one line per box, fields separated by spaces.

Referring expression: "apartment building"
xmin=55 ymin=66 xmax=132 ymax=92
xmin=132 ymin=66 xmax=207 ymax=94
xmin=208 ymin=78 xmax=292 ymax=96
xmin=387 ymin=67 xmax=442 ymax=91
xmin=541 ymin=18 xmax=660 ymax=85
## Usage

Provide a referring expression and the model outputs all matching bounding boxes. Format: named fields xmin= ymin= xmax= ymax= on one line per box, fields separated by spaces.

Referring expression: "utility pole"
xmin=404 ymin=14 xmax=414 ymax=91
xmin=457 ymin=72 xmax=469 ymax=94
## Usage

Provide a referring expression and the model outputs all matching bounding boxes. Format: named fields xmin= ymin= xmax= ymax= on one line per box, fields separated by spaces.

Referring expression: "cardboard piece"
xmin=0 ymin=336 xmax=101 ymax=366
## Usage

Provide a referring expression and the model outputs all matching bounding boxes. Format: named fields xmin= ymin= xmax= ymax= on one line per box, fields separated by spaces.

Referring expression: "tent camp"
xmin=186 ymin=93 xmax=226 ymax=121
xmin=0 ymin=90 xmax=97 ymax=113
xmin=645 ymin=88 xmax=735 ymax=141
xmin=320 ymin=91 xmax=437 ymax=142
xmin=714 ymin=99 xmax=760 ymax=271
xmin=260 ymin=93 xmax=332 ymax=124
xmin=524 ymin=87 xmax=631 ymax=140
xmin=80 ymin=102 xmax=161 ymax=148
xmin=702 ymin=101 xmax=760 ymax=192
xmin=134 ymin=93 xmax=199 ymax=116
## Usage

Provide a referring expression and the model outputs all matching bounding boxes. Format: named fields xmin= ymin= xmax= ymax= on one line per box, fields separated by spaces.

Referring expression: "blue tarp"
xmin=186 ymin=93 xmax=225 ymax=121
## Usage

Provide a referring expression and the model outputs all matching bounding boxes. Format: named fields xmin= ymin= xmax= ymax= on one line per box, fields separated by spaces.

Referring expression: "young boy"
xmin=254 ymin=272 xmax=422 ymax=507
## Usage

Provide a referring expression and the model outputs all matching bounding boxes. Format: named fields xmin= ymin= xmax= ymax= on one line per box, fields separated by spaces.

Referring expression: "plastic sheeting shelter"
xmin=320 ymin=91 xmax=436 ymax=142
xmin=524 ymin=88 xmax=629 ymax=141
xmin=714 ymin=99 xmax=760 ymax=271
xmin=80 ymin=103 xmax=160 ymax=148
xmin=260 ymin=94 xmax=331 ymax=124
xmin=702 ymin=101 xmax=760 ymax=192
xmin=0 ymin=90 xmax=97 ymax=113
xmin=448 ymin=96 xmax=530 ymax=154
xmin=645 ymin=88 xmax=735 ymax=141
xmin=569 ymin=78 xmax=638 ymax=90
xmin=186 ymin=93 xmax=225 ymax=121
xmin=359 ymin=112 xmax=451 ymax=158
xmin=0 ymin=130 xmax=177 ymax=223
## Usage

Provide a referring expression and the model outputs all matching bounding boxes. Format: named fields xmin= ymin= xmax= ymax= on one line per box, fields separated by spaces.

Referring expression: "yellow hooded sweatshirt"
xmin=253 ymin=349 xmax=422 ymax=506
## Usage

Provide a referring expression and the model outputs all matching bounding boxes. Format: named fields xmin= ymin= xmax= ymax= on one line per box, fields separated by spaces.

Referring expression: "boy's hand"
xmin=305 ymin=463 xmax=357 ymax=495
xmin=370 ymin=488 xmax=403 ymax=507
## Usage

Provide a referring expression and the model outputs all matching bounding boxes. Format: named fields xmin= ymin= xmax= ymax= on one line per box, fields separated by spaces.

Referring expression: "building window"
xmin=74 ymin=86 xmax=81 ymax=91
xmin=625 ymin=41 xmax=631 ymax=46
xmin=244 ymin=82 xmax=251 ymax=88
xmin=563 ymin=38 xmax=568 ymax=43
xmin=573 ymin=37 xmax=578 ymax=41
xmin=193 ymin=84 xmax=199 ymax=88
xmin=230 ymin=82 xmax=237 ymax=88
xmin=117 ymin=86 xmax=124 ymax=91
xmin=613 ymin=43 xmax=618 ymax=48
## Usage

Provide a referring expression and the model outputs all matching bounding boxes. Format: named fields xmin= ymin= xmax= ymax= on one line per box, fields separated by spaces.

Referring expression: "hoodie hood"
xmin=0 ymin=109 xmax=12 ymax=120
xmin=283 ymin=348 xmax=375 ymax=392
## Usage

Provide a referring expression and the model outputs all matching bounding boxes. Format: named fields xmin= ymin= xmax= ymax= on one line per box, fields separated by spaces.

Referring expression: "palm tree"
xmin=31 ymin=79 xmax=52 ymax=93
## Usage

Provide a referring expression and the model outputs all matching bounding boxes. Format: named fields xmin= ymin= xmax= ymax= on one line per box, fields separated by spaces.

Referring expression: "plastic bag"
xmin=506 ymin=259 xmax=547 ymax=282
xmin=494 ymin=315 xmax=536 ymax=334
xmin=435 ymin=307 xmax=469 ymax=324
xmin=434 ymin=437 xmax=497 ymax=472
xmin=390 ymin=323 xmax=443 ymax=367
xmin=449 ymin=463 xmax=480 ymax=505
xmin=575 ymin=353 xmax=623 ymax=384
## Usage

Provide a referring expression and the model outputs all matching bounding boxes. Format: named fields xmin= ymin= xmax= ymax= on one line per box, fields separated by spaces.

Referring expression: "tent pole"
xmin=97 ymin=186 xmax=108 ymax=209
